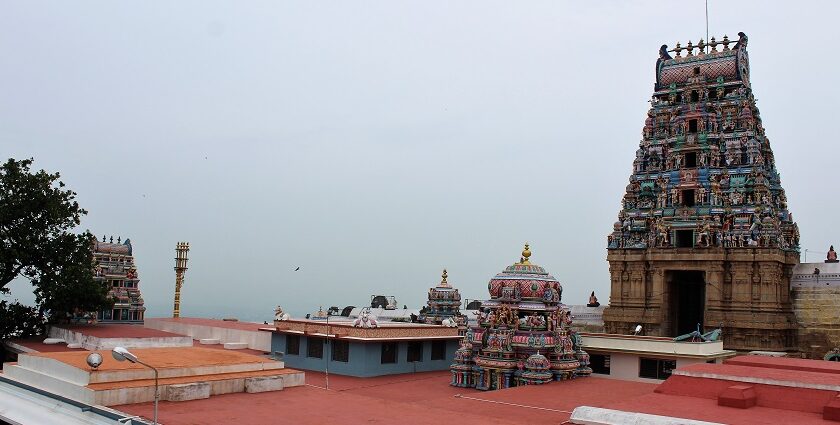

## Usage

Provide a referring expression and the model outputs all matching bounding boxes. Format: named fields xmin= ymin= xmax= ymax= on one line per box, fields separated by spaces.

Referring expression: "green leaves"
xmin=0 ymin=158 xmax=112 ymax=338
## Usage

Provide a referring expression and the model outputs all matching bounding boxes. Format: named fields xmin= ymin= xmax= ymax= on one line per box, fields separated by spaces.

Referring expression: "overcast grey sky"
xmin=2 ymin=1 xmax=838 ymax=321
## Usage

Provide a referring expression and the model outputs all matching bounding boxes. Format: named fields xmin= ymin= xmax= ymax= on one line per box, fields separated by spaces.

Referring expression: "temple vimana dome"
xmin=451 ymin=244 xmax=590 ymax=390
xmin=602 ymin=33 xmax=804 ymax=353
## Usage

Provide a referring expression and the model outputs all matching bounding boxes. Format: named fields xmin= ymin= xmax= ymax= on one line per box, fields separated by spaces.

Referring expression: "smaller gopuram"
xmin=419 ymin=269 xmax=463 ymax=325
xmin=451 ymin=244 xmax=590 ymax=390
xmin=92 ymin=236 xmax=145 ymax=322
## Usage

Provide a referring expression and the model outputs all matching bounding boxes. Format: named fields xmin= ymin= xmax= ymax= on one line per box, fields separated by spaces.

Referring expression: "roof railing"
xmin=670 ymin=35 xmax=731 ymax=58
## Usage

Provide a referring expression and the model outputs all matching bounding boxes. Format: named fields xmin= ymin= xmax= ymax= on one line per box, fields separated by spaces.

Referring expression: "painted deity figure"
xmin=353 ymin=309 xmax=378 ymax=328
xmin=644 ymin=111 xmax=655 ymax=138
xmin=709 ymin=175 xmax=721 ymax=205
xmin=657 ymin=221 xmax=671 ymax=247
xmin=274 ymin=306 xmax=290 ymax=321
xmin=827 ymin=246 xmax=838 ymax=263
xmin=671 ymin=188 xmax=681 ymax=206
xmin=697 ymin=219 xmax=712 ymax=247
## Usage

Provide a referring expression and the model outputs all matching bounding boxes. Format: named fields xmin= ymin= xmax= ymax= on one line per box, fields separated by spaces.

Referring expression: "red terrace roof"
xmin=115 ymin=371 xmax=656 ymax=425
xmin=672 ymin=362 xmax=840 ymax=390
xmin=725 ymin=355 xmax=840 ymax=375
xmin=114 ymin=355 xmax=840 ymax=425
xmin=146 ymin=317 xmax=269 ymax=332
xmin=604 ymin=392 xmax=835 ymax=425
xmin=59 ymin=324 xmax=183 ymax=338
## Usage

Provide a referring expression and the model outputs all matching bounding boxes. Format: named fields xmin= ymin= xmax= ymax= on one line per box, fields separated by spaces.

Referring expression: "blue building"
xmin=271 ymin=319 xmax=461 ymax=377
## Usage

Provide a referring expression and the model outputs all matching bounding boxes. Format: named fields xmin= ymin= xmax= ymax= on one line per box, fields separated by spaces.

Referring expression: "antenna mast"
xmin=705 ymin=0 xmax=710 ymax=53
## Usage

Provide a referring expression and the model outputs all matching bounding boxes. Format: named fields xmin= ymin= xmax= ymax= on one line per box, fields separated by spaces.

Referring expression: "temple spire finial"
xmin=520 ymin=243 xmax=532 ymax=265
xmin=440 ymin=268 xmax=449 ymax=287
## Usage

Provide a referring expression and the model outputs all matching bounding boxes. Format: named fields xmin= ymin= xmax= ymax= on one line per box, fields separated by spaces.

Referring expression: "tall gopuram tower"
xmin=92 ymin=236 xmax=146 ymax=323
xmin=602 ymin=33 xmax=801 ymax=353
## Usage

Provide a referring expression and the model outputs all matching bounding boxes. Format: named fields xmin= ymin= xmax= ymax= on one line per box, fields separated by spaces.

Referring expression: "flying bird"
xmin=294 ymin=267 xmax=300 ymax=271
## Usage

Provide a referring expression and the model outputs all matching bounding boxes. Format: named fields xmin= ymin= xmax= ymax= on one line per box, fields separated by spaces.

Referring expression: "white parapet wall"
xmin=48 ymin=327 xmax=193 ymax=350
xmin=580 ymin=333 xmax=734 ymax=358
xmin=570 ymin=406 xmax=725 ymax=425
xmin=144 ymin=319 xmax=271 ymax=352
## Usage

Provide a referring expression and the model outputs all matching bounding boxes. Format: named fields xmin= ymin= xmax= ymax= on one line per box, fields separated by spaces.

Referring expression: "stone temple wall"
xmin=791 ymin=262 xmax=840 ymax=359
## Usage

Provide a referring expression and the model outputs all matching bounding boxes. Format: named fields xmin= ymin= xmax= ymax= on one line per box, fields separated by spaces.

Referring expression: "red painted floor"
xmin=116 ymin=372 xmax=656 ymax=425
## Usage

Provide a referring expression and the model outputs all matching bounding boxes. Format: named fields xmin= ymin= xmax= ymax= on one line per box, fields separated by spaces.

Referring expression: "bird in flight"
xmin=294 ymin=267 xmax=300 ymax=271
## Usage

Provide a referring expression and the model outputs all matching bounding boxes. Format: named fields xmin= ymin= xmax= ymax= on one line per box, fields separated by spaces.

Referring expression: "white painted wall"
xmin=144 ymin=320 xmax=271 ymax=352
xmin=589 ymin=351 xmax=716 ymax=383
xmin=48 ymin=326 xmax=192 ymax=350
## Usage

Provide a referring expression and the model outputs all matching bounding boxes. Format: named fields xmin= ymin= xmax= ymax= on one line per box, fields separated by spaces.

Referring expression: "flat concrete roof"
xmin=273 ymin=318 xmax=461 ymax=341
xmin=580 ymin=333 xmax=736 ymax=359
xmin=146 ymin=317 xmax=269 ymax=332
xmin=27 ymin=346 xmax=277 ymax=372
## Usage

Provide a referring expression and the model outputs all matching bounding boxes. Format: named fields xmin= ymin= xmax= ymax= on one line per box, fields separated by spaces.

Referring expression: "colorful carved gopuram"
xmin=602 ymin=33 xmax=801 ymax=353
xmin=419 ymin=269 xmax=463 ymax=326
xmin=92 ymin=236 xmax=146 ymax=323
xmin=451 ymin=244 xmax=590 ymax=390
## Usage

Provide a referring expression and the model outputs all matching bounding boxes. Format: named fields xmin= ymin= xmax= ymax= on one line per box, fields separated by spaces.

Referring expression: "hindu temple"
xmin=92 ymin=236 xmax=146 ymax=322
xmin=451 ymin=244 xmax=590 ymax=390
xmin=418 ymin=269 xmax=463 ymax=326
xmin=602 ymin=33 xmax=801 ymax=353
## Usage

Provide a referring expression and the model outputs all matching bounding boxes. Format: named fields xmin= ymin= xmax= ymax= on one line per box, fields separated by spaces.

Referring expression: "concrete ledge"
xmin=223 ymin=342 xmax=248 ymax=350
xmin=279 ymin=371 xmax=305 ymax=388
xmin=49 ymin=327 xmax=193 ymax=350
xmin=671 ymin=369 xmax=840 ymax=392
xmin=245 ymin=375 xmax=284 ymax=393
xmin=144 ymin=319 xmax=271 ymax=351
xmin=717 ymin=384 xmax=756 ymax=409
xmin=166 ymin=382 xmax=210 ymax=402
xmin=824 ymin=394 xmax=840 ymax=421
xmin=199 ymin=338 xmax=221 ymax=345
xmin=570 ymin=406 xmax=725 ymax=425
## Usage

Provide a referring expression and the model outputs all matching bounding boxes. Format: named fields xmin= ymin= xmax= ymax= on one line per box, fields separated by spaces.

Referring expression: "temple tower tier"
xmin=602 ymin=33 xmax=800 ymax=353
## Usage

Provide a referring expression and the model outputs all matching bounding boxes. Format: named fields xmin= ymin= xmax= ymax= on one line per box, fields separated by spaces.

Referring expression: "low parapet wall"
xmin=48 ymin=326 xmax=193 ymax=351
xmin=145 ymin=318 xmax=271 ymax=352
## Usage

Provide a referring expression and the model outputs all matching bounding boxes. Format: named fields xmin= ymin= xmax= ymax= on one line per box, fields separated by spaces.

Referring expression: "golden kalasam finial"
xmin=441 ymin=268 xmax=449 ymax=286
xmin=520 ymin=243 xmax=532 ymax=265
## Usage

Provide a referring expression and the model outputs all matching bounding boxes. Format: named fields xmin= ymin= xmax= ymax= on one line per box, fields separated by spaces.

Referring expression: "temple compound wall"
xmin=602 ymin=33 xmax=802 ymax=354
xmin=791 ymin=261 xmax=840 ymax=359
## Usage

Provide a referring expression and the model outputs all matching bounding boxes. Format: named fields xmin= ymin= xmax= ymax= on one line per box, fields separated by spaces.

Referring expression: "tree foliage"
xmin=0 ymin=158 xmax=111 ymax=338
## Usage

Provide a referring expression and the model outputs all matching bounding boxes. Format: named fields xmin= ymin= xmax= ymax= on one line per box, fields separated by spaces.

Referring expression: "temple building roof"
xmin=487 ymin=244 xmax=562 ymax=302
